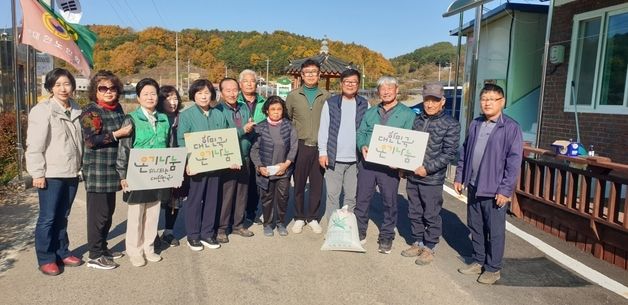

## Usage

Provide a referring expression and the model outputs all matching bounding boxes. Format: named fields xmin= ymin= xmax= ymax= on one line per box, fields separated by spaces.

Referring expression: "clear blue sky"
xmin=3 ymin=0 xmax=537 ymax=58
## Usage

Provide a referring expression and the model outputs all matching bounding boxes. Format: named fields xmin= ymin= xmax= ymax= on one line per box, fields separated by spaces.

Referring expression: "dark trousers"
xmin=406 ymin=182 xmax=443 ymax=249
xmin=218 ymin=166 xmax=249 ymax=233
xmin=260 ymin=177 xmax=290 ymax=227
xmin=293 ymin=140 xmax=324 ymax=221
xmin=354 ymin=162 xmax=400 ymax=241
xmin=184 ymin=173 xmax=220 ymax=240
xmin=467 ymin=185 xmax=507 ymax=272
xmin=245 ymin=159 xmax=260 ymax=220
xmin=86 ymin=192 xmax=116 ymax=259
xmin=35 ymin=177 xmax=78 ymax=265
xmin=163 ymin=208 xmax=179 ymax=230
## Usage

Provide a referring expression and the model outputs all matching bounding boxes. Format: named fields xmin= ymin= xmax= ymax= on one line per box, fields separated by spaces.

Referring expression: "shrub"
xmin=0 ymin=112 xmax=26 ymax=185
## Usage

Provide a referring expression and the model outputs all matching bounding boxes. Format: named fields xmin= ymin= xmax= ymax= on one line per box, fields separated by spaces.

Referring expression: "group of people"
xmin=25 ymin=57 xmax=522 ymax=285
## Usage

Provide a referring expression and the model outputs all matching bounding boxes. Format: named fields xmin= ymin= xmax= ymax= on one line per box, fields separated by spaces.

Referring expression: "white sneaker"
xmin=145 ymin=252 xmax=162 ymax=263
xmin=292 ymin=220 xmax=305 ymax=234
xmin=308 ymin=220 xmax=323 ymax=234
xmin=129 ymin=255 xmax=146 ymax=267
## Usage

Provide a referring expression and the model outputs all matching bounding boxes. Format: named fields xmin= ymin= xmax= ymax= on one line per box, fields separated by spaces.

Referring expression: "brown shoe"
xmin=414 ymin=248 xmax=434 ymax=265
xmin=458 ymin=262 xmax=483 ymax=275
xmin=401 ymin=244 xmax=423 ymax=257
xmin=216 ymin=233 xmax=229 ymax=244
xmin=232 ymin=228 xmax=254 ymax=237
xmin=477 ymin=270 xmax=501 ymax=284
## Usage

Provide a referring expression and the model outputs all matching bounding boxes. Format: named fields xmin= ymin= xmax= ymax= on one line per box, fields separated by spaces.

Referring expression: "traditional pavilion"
xmin=284 ymin=39 xmax=357 ymax=91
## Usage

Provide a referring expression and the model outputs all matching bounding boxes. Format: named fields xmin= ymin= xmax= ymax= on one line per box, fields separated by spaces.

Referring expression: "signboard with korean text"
xmin=365 ymin=124 xmax=429 ymax=171
xmin=184 ymin=128 xmax=242 ymax=174
xmin=126 ymin=147 xmax=187 ymax=191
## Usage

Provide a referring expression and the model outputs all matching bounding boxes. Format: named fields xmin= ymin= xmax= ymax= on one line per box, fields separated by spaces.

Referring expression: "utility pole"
xmin=266 ymin=58 xmax=270 ymax=97
xmin=11 ymin=0 xmax=23 ymax=180
xmin=175 ymin=32 xmax=179 ymax=90
xmin=187 ymin=58 xmax=190 ymax=93
xmin=448 ymin=63 xmax=452 ymax=87
xmin=362 ymin=64 xmax=365 ymax=91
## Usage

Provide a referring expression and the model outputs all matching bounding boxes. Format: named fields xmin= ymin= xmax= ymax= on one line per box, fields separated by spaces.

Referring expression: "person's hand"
xmin=229 ymin=164 xmax=241 ymax=170
xmin=454 ymin=182 xmax=464 ymax=195
xmin=258 ymin=166 xmax=270 ymax=177
xmin=276 ymin=161 xmax=291 ymax=176
xmin=319 ymin=156 xmax=328 ymax=169
xmin=32 ymin=177 xmax=46 ymax=189
xmin=244 ymin=118 xmax=255 ymax=133
xmin=361 ymin=146 xmax=368 ymax=159
xmin=186 ymin=165 xmax=196 ymax=176
xmin=113 ymin=124 xmax=132 ymax=139
xmin=414 ymin=166 xmax=427 ymax=177
xmin=495 ymin=194 xmax=511 ymax=207
xmin=120 ymin=179 xmax=129 ymax=192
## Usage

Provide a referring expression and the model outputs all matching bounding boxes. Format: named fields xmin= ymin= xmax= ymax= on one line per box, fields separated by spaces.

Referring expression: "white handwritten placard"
xmin=184 ymin=128 xmax=242 ymax=174
xmin=365 ymin=124 xmax=429 ymax=171
xmin=126 ymin=147 xmax=188 ymax=191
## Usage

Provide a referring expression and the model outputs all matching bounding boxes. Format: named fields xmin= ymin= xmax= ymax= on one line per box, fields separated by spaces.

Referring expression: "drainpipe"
xmin=536 ymin=0 xmax=555 ymax=148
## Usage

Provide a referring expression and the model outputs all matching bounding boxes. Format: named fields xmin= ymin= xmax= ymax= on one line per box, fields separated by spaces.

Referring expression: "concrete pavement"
xmin=0 ymin=181 xmax=626 ymax=305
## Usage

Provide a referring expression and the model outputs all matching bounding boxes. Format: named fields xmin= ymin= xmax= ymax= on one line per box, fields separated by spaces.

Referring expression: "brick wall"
xmin=539 ymin=0 xmax=628 ymax=164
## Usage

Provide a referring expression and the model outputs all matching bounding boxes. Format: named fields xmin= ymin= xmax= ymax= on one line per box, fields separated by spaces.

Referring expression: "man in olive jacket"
xmin=285 ymin=59 xmax=331 ymax=234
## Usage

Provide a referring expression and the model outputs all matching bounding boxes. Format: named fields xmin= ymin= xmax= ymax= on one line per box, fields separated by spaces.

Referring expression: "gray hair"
xmin=239 ymin=69 xmax=257 ymax=82
xmin=376 ymin=76 xmax=398 ymax=89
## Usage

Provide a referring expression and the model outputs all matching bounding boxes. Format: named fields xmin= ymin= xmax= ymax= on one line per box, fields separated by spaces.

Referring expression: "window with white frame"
xmin=565 ymin=3 xmax=628 ymax=114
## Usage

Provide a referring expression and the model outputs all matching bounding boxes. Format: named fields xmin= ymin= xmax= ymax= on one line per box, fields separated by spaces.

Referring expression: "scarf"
xmin=267 ymin=117 xmax=282 ymax=126
xmin=97 ymin=100 xmax=118 ymax=111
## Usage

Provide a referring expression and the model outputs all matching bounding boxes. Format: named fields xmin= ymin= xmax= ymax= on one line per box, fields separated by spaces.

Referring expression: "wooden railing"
xmin=512 ymin=146 xmax=628 ymax=270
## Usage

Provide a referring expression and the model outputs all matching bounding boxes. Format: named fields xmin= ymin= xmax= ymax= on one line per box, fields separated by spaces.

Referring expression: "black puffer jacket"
xmin=407 ymin=110 xmax=460 ymax=185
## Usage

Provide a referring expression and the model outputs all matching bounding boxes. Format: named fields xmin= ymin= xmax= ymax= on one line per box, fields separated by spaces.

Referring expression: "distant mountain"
xmin=391 ymin=42 xmax=461 ymax=74
xmin=57 ymin=25 xmax=395 ymax=84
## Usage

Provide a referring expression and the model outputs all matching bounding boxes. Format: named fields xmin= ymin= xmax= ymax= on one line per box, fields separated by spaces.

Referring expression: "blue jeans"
xmin=35 ymin=177 xmax=78 ymax=265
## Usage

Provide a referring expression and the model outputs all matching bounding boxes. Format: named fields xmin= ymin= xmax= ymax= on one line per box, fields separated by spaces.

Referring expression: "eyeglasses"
xmin=342 ymin=80 xmax=359 ymax=86
xmin=97 ymin=86 xmax=116 ymax=93
xmin=480 ymin=97 xmax=503 ymax=103
xmin=302 ymin=69 xmax=319 ymax=76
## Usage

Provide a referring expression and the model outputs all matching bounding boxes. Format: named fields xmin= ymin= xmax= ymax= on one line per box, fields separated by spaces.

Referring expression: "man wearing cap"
xmin=401 ymin=82 xmax=460 ymax=265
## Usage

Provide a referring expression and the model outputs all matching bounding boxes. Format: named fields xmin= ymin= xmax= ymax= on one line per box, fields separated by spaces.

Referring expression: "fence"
xmin=512 ymin=145 xmax=628 ymax=269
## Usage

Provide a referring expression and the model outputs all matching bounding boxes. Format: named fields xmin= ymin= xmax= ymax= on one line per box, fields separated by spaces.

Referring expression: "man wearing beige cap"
xmin=401 ymin=82 xmax=460 ymax=265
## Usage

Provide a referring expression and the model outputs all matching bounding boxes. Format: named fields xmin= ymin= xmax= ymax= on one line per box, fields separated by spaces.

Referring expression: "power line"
xmin=122 ymin=0 xmax=144 ymax=29
xmin=150 ymin=0 xmax=169 ymax=29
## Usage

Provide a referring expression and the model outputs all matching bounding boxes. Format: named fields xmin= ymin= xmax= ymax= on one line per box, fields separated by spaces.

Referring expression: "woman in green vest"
xmin=116 ymin=78 xmax=170 ymax=267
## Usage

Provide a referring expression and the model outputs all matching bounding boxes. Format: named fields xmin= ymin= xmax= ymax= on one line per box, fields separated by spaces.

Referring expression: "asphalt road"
xmin=0 ymin=181 xmax=625 ymax=305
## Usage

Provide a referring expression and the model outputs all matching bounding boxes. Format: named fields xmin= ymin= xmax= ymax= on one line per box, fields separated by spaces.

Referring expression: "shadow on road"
xmin=0 ymin=189 xmax=38 ymax=275
xmin=497 ymin=257 xmax=591 ymax=287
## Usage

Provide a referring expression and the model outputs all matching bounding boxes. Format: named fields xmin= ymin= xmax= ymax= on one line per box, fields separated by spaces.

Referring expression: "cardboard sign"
xmin=365 ymin=124 xmax=429 ymax=171
xmin=126 ymin=148 xmax=187 ymax=191
xmin=183 ymin=128 xmax=242 ymax=174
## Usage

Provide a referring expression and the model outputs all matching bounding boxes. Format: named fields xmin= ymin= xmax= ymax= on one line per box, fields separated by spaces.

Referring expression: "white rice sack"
xmin=320 ymin=207 xmax=366 ymax=252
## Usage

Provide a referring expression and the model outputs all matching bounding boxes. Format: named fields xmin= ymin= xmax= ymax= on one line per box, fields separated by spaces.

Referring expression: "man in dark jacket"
xmin=402 ymin=83 xmax=460 ymax=265
xmin=454 ymin=84 xmax=523 ymax=285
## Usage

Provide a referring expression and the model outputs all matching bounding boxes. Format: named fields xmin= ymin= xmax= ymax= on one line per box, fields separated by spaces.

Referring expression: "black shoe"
xmin=200 ymin=237 xmax=221 ymax=249
xmin=86 ymin=256 xmax=119 ymax=270
xmin=103 ymin=250 xmax=124 ymax=260
xmin=378 ymin=238 xmax=393 ymax=254
xmin=161 ymin=233 xmax=180 ymax=247
xmin=187 ymin=239 xmax=204 ymax=251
